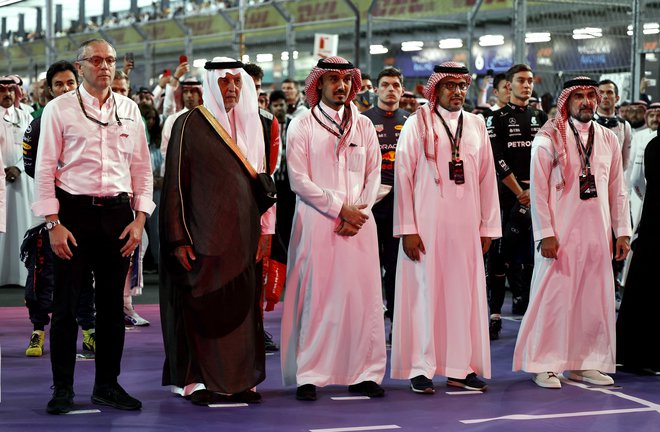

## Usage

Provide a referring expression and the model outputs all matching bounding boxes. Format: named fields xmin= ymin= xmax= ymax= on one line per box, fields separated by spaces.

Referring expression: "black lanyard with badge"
xmin=568 ymin=119 xmax=597 ymax=200
xmin=312 ymin=104 xmax=349 ymax=139
xmin=435 ymin=107 xmax=465 ymax=184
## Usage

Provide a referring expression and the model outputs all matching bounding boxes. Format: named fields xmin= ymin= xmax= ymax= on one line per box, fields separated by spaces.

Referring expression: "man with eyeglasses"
xmin=390 ymin=62 xmax=501 ymax=394
xmin=32 ymin=39 xmax=154 ymax=414
xmin=0 ymin=74 xmax=33 ymax=287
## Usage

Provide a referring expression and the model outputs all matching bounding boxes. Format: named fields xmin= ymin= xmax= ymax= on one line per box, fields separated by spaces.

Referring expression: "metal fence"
xmin=0 ymin=0 xmax=655 ymax=104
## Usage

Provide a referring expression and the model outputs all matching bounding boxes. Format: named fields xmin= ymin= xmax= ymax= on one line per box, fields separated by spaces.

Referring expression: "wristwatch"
xmin=45 ymin=219 xmax=61 ymax=230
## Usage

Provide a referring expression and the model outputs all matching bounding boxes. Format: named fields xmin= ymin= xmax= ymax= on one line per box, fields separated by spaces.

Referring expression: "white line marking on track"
xmin=309 ymin=425 xmax=401 ymax=432
xmin=562 ymin=379 xmax=660 ymax=411
xmin=208 ymin=403 xmax=249 ymax=408
xmin=331 ymin=396 xmax=371 ymax=400
xmin=446 ymin=391 xmax=483 ymax=395
xmin=461 ymin=407 xmax=656 ymax=424
xmin=65 ymin=409 xmax=101 ymax=415
xmin=460 ymin=376 xmax=660 ymax=424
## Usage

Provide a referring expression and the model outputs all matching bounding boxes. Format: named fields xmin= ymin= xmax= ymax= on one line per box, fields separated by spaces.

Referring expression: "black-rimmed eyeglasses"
xmin=78 ymin=56 xmax=117 ymax=67
xmin=441 ymin=82 xmax=469 ymax=92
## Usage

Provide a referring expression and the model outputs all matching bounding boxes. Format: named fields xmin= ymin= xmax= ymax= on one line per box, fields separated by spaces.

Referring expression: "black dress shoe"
xmin=348 ymin=381 xmax=385 ymax=398
xmin=188 ymin=389 xmax=230 ymax=406
xmin=296 ymin=384 xmax=317 ymax=401
xmin=92 ymin=383 xmax=142 ymax=410
xmin=47 ymin=386 xmax=75 ymax=414
xmin=229 ymin=390 xmax=262 ymax=404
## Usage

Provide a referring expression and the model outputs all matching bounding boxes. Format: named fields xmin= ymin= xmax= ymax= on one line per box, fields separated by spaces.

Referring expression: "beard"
xmin=629 ymin=119 xmax=645 ymax=129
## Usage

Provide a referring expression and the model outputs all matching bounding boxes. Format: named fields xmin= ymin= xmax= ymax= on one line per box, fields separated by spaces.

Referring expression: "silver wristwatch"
xmin=45 ymin=219 xmax=61 ymax=230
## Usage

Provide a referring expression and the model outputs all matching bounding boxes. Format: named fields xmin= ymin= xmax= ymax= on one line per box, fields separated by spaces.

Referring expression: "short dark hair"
xmin=361 ymin=73 xmax=372 ymax=82
xmin=376 ymin=67 xmax=403 ymax=86
xmin=269 ymin=89 xmax=286 ymax=104
xmin=598 ymin=79 xmax=619 ymax=96
xmin=46 ymin=60 xmax=79 ymax=89
xmin=505 ymin=64 xmax=533 ymax=83
xmin=493 ymin=73 xmax=507 ymax=90
xmin=282 ymin=78 xmax=298 ymax=87
xmin=243 ymin=63 xmax=264 ymax=80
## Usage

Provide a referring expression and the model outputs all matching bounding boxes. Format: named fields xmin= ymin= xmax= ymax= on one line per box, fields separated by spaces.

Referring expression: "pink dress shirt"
xmin=32 ymin=85 xmax=155 ymax=217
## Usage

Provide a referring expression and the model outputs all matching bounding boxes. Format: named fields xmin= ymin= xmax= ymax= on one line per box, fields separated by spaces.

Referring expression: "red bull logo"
xmin=382 ymin=151 xmax=396 ymax=162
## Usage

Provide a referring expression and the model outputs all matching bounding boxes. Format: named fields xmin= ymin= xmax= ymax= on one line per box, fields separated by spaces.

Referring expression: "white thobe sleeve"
xmin=163 ymin=84 xmax=177 ymax=118
xmin=476 ymin=121 xmax=502 ymax=238
xmin=621 ymin=121 xmax=632 ymax=172
xmin=625 ymin=133 xmax=641 ymax=188
xmin=0 ymin=149 xmax=5 ymax=232
xmin=392 ymin=115 xmax=420 ymax=237
xmin=605 ymin=132 xmax=632 ymax=238
xmin=286 ymin=117 xmax=344 ymax=219
xmin=356 ymin=120 xmax=381 ymax=210
xmin=628 ymin=152 xmax=646 ymax=201
xmin=160 ymin=115 xmax=173 ymax=177
xmin=530 ymin=135 xmax=557 ymax=241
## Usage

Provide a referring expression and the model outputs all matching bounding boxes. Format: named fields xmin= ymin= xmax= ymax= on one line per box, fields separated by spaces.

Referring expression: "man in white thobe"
xmin=0 ymin=75 xmax=33 ymax=286
xmin=0 ymin=148 xmax=5 ymax=233
xmin=390 ymin=62 xmax=501 ymax=394
xmin=513 ymin=77 xmax=632 ymax=389
xmin=280 ymin=56 xmax=386 ymax=402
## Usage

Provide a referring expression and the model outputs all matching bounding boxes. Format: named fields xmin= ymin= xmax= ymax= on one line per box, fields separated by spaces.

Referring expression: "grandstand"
xmin=0 ymin=0 xmax=657 ymax=102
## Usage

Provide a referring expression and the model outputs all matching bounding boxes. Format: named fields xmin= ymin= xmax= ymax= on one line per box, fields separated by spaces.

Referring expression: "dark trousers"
xmin=487 ymin=201 xmax=534 ymax=315
xmin=25 ymin=233 xmax=95 ymax=330
xmin=374 ymin=197 xmax=399 ymax=322
xmin=274 ymin=174 xmax=296 ymax=250
xmin=50 ymin=189 xmax=133 ymax=388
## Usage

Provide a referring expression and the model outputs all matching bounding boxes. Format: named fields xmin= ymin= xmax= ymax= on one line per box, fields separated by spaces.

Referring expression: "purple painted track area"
xmin=1 ymin=305 xmax=658 ymax=431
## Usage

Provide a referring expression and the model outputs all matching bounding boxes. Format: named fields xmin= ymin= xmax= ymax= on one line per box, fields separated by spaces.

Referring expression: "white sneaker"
xmin=124 ymin=306 xmax=150 ymax=327
xmin=565 ymin=370 xmax=614 ymax=386
xmin=533 ymin=372 xmax=561 ymax=389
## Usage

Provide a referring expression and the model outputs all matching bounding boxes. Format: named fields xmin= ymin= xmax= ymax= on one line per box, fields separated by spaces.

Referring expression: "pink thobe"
xmin=280 ymin=102 xmax=386 ymax=387
xmin=390 ymin=106 xmax=501 ymax=380
xmin=513 ymin=120 xmax=632 ymax=373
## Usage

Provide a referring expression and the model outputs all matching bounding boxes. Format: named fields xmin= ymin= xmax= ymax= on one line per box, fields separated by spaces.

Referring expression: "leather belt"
xmin=57 ymin=188 xmax=130 ymax=207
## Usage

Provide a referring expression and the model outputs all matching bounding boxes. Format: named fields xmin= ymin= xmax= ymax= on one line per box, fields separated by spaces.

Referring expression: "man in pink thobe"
xmin=280 ymin=57 xmax=386 ymax=402
xmin=390 ymin=62 xmax=501 ymax=394
xmin=513 ymin=77 xmax=631 ymax=389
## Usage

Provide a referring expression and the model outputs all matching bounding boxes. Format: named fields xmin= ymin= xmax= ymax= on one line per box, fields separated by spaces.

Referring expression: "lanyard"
xmin=568 ymin=119 xmax=594 ymax=174
xmin=312 ymin=104 xmax=348 ymax=139
xmin=2 ymin=114 xmax=20 ymax=128
xmin=76 ymin=87 xmax=122 ymax=127
xmin=435 ymin=107 xmax=463 ymax=161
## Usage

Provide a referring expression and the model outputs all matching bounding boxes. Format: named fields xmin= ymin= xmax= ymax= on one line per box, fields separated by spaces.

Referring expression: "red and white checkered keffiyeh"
xmin=0 ymin=75 xmax=23 ymax=108
xmin=645 ymin=102 xmax=660 ymax=121
xmin=174 ymin=78 xmax=203 ymax=112
xmin=304 ymin=56 xmax=362 ymax=156
xmin=536 ymin=76 xmax=599 ymax=186
xmin=304 ymin=56 xmax=362 ymax=108
xmin=414 ymin=62 xmax=471 ymax=188
xmin=423 ymin=61 xmax=471 ymax=108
